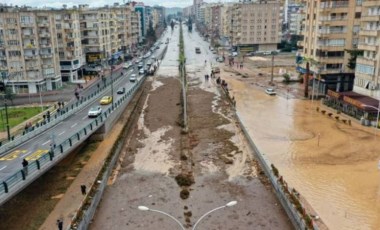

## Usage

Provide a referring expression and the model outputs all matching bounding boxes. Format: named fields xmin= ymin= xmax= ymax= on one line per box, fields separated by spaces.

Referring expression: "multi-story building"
xmin=134 ymin=3 xmax=146 ymax=40
xmin=354 ymin=0 xmax=380 ymax=96
xmin=228 ymin=1 xmax=282 ymax=53
xmin=0 ymin=7 xmax=62 ymax=94
xmin=288 ymin=4 xmax=305 ymax=35
xmin=55 ymin=8 xmax=85 ymax=82
xmin=300 ymin=0 xmax=361 ymax=93
xmin=130 ymin=11 xmax=140 ymax=50
xmin=193 ymin=0 xmax=204 ymax=21
xmin=79 ymin=5 xmax=122 ymax=65
xmin=183 ymin=5 xmax=193 ymax=18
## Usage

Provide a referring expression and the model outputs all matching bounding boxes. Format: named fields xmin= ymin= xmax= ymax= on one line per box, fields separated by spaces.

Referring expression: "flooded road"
xmin=226 ymin=78 xmax=380 ymax=229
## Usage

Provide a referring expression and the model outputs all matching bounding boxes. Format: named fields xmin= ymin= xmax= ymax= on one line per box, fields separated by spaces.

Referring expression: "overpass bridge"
xmin=0 ymin=39 xmax=168 ymax=206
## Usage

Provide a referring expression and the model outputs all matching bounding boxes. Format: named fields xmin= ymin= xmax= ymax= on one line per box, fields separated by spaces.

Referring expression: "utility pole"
xmin=304 ymin=62 xmax=309 ymax=98
xmin=270 ymin=54 xmax=274 ymax=85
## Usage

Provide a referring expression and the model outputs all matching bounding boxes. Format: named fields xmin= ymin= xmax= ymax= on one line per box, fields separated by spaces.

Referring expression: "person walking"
xmin=81 ymin=184 xmax=87 ymax=195
xmin=22 ymin=159 xmax=29 ymax=175
xmin=57 ymin=218 xmax=63 ymax=230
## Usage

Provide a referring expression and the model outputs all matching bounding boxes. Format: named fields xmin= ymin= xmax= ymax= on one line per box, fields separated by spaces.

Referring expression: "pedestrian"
xmin=57 ymin=101 xmax=61 ymax=109
xmin=61 ymin=101 xmax=64 ymax=108
xmin=57 ymin=218 xmax=63 ymax=230
xmin=240 ymin=62 xmax=243 ymax=69
xmin=81 ymin=184 xmax=87 ymax=195
xmin=22 ymin=158 xmax=29 ymax=175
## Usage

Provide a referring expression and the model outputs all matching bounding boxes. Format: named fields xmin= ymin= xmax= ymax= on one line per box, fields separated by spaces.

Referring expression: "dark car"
xmin=117 ymin=87 xmax=125 ymax=94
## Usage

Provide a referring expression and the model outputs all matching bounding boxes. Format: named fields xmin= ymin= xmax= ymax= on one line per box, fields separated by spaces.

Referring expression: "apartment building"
xmin=131 ymin=11 xmax=140 ymax=51
xmin=0 ymin=7 xmax=62 ymax=94
xmin=193 ymin=0 xmax=204 ymax=21
xmin=228 ymin=1 xmax=282 ymax=52
xmin=354 ymin=0 xmax=380 ymax=96
xmin=55 ymin=8 xmax=85 ymax=82
xmin=300 ymin=0 xmax=361 ymax=93
xmin=183 ymin=5 xmax=193 ymax=18
xmin=288 ymin=4 xmax=305 ymax=35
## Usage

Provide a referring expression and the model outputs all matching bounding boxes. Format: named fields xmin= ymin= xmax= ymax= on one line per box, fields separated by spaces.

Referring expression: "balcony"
xmin=26 ymin=64 xmax=39 ymax=70
xmin=357 ymin=56 xmax=377 ymax=66
xmin=63 ymin=16 xmax=73 ymax=21
xmin=20 ymin=22 xmax=34 ymax=27
xmin=360 ymin=29 xmax=380 ymax=37
xmin=23 ymin=44 xmax=37 ymax=49
xmin=66 ymin=46 xmax=75 ymax=51
xmin=40 ymin=53 xmax=53 ymax=58
xmin=24 ymin=55 xmax=38 ymax=60
xmin=362 ymin=0 xmax=380 ymax=7
xmin=361 ymin=14 xmax=380 ymax=22
xmin=39 ymin=43 xmax=52 ymax=48
xmin=0 ymin=66 xmax=7 ymax=71
xmin=358 ymin=42 xmax=378 ymax=51
xmin=37 ymin=21 xmax=49 ymax=27
xmin=22 ymin=33 xmax=35 ymax=38
xmin=316 ymin=56 xmax=345 ymax=64
xmin=40 ymin=33 xmax=51 ymax=38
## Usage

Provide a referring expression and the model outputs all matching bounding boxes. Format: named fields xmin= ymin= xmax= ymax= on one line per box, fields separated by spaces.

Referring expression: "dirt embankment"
xmin=89 ymin=73 xmax=292 ymax=229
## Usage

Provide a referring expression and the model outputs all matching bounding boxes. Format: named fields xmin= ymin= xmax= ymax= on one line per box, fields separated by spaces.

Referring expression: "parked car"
xmin=130 ymin=74 xmax=137 ymax=82
xmin=100 ymin=96 xmax=113 ymax=105
xmin=117 ymin=87 xmax=125 ymax=94
xmin=216 ymin=56 xmax=224 ymax=62
xmin=231 ymin=52 xmax=238 ymax=57
xmin=212 ymin=66 xmax=220 ymax=73
xmin=212 ymin=50 xmax=217 ymax=54
xmin=138 ymin=62 xmax=144 ymax=68
xmin=195 ymin=47 xmax=201 ymax=54
xmin=265 ymin=88 xmax=276 ymax=96
xmin=139 ymin=68 xmax=145 ymax=75
xmin=88 ymin=106 xmax=102 ymax=118
xmin=245 ymin=52 xmax=255 ymax=57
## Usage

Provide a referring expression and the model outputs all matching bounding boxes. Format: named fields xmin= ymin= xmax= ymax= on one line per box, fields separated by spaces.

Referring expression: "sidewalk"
xmin=39 ymin=88 xmax=138 ymax=230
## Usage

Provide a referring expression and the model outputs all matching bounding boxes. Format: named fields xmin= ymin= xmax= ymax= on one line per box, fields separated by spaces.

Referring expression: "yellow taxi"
xmin=100 ymin=96 xmax=113 ymax=105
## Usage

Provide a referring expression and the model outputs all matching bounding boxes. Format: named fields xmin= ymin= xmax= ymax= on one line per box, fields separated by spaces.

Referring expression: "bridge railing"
xmin=0 ymin=73 xmax=127 ymax=155
xmin=0 ymin=75 xmax=144 ymax=204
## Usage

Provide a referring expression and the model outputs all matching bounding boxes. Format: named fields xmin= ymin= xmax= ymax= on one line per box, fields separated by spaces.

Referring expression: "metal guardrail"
xmin=0 ymin=73 xmax=126 ymax=155
xmin=0 ymin=76 xmax=144 ymax=204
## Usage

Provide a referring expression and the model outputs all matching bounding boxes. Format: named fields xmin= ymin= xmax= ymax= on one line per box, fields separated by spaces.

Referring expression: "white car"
xmin=265 ymin=88 xmax=276 ymax=96
xmin=123 ymin=62 xmax=132 ymax=69
xmin=88 ymin=106 xmax=102 ymax=118
xmin=130 ymin=74 xmax=137 ymax=82
xmin=139 ymin=68 xmax=145 ymax=75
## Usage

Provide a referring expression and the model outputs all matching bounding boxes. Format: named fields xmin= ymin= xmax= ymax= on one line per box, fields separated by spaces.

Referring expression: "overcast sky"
xmin=8 ymin=0 xmax=236 ymax=9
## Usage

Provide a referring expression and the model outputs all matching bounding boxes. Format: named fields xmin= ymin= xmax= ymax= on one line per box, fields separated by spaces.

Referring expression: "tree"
xmin=146 ymin=19 xmax=157 ymax=45
xmin=4 ymin=87 xmax=14 ymax=105
xmin=345 ymin=49 xmax=363 ymax=70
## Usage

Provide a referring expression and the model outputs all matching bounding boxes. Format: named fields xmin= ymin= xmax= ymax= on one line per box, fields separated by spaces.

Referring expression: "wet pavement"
xmin=224 ymin=73 xmax=380 ymax=229
xmin=89 ymin=24 xmax=292 ymax=230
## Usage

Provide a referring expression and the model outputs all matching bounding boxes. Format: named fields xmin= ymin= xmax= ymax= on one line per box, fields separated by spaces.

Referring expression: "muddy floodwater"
xmin=227 ymin=78 xmax=380 ymax=230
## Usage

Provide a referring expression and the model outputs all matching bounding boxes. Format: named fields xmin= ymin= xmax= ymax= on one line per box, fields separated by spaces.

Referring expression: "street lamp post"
xmin=1 ymin=74 xmax=10 ymax=141
xmin=110 ymin=64 xmax=114 ymax=110
xmin=138 ymin=201 xmax=237 ymax=230
xmin=138 ymin=206 xmax=185 ymax=230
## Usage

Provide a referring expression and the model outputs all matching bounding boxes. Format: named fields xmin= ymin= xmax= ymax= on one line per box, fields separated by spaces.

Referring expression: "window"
xmin=355 ymin=12 xmax=361 ymax=19
xmin=5 ymin=18 xmax=17 ymax=24
xmin=356 ymin=64 xmax=374 ymax=75
xmin=8 ymin=40 xmax=19 ymax=46
xmin=8 ymin=50 xmax=21 ymax=57
xmin=8 ymin=29 xmax=17 ymax=35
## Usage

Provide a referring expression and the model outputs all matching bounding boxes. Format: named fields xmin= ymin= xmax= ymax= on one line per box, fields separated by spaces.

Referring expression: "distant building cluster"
xmin=0 ymin=2 xmax=165 ymax=94
xmin=184 ymin=0 xmax=283 ymax=53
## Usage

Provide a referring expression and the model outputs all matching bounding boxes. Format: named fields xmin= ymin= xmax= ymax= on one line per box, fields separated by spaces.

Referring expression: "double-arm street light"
xmin=138 ymin=200 xmax=237 ymax=230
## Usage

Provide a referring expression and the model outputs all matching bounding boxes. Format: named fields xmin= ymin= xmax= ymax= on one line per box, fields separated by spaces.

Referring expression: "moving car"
xmin=265 ymin=88 xmax=276 ymax=96
xmin=130 ymin=74 xmax=137 ymax=82
xmin=123 ymin=62 xmax=132 ymax=69
xmin=139 ymin=68 xmax=145 ymax=75
xmin=195 ymin=47 xmax=201 ymax=54
xmin=117 ymin=87 xmax=125 ymax=94
xmin=88 ymin=106 xmax=102 ymax=118
xmin=212 ymin=50 xmax=217 ymax=54
xmin=138 ymin=62 xmax=144 ymax=68
xmin=100 ymin=96 xmax=113 ymax=105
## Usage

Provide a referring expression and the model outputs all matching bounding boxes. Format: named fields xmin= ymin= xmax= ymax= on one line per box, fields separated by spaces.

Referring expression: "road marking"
xmin=0 ymin=150 xmax=27 ymax=161
xmin=71 ymin=123 xmax=77 ymax=128
xmin=21 ymin=151 xmax=32 ymax=158
xmin=58 ymin=131 xmax=65 ymax=136
xmin=82 ymin=115 xmax=87 ymax=120
xmin=0 ymin=166 xmax=7 ymax=171
xmin=42 ymin=140 xmax=51 ymax=146
xmin=26 ymin=149 xmax=49 ymax=161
